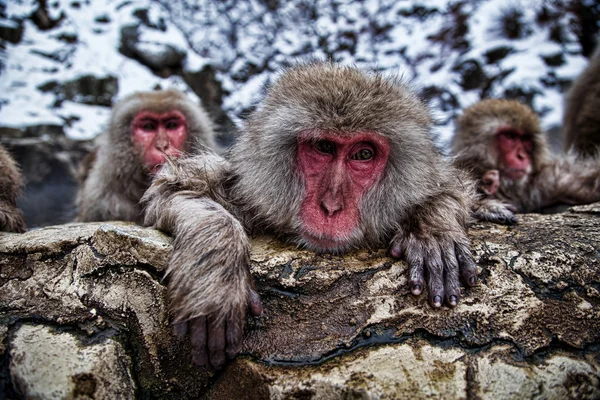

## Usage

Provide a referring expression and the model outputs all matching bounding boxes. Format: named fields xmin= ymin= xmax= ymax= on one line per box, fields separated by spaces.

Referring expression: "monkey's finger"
xmin=207 ymin=315 xmax=226 ymax=369
xmin=389 ymin=234 xmax=406 ymax=259
xmin=173 ymin=321 xmax=188 ymax=338
xmin=492 ymin=209 xmax=518 ymax=225
xmin=225 ymin=311 xmax=244 ymax=358
xmin=391 ymin=235 xmax=425 ymax=295
xmin=441 ymin=242 xmax=460 ymax=308
xmin=189 ymin=317 xmax=208 ymax=367
xmin=248 ymin=287 xmax=264 ymax=317
xmin=408 ymin=260 xmax=425 ymax=296
xmin=424 ymin=245 xmax=445 ymax=308
xmin=455 ymin=243 xmax=478 ymax=287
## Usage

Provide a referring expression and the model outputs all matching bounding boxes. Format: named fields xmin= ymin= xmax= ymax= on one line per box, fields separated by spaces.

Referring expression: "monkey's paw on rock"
xmin=1 ymin=210 xmax=600 ymax=399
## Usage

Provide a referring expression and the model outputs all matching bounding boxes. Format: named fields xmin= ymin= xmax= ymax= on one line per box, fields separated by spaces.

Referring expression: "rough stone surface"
xmin=119 ymin=24 xmax=187 ymax=77
xmin=37 ymin=75 xmax=118 ymax=107
xmin=0 ymin=222 xmax=210 ymax=399
xmin=1 ymin=206 xmax=600 ymax=399
xmin=10 ymin=324 xmax=135 ymax=399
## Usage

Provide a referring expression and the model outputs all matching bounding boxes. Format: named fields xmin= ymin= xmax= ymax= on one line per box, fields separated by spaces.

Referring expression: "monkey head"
xmin=140 ymin=63 xmax=479 ymax=360
xmin=108 ymin=89 xmax=215 ymax=176
xmin=131 ymin=110 xmax=187 ymax=173
xmin=230 ymin=62 xmax=442 ymax=253
xmin=296 ymin=132 xmax=390 ymax=249
xmin=452 ymin=99 xmax=549 ymax=189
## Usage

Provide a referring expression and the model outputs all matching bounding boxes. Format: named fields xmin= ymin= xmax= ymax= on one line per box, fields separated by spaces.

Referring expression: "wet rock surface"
xmin=1 ymin=207 xmax=599 ymax=399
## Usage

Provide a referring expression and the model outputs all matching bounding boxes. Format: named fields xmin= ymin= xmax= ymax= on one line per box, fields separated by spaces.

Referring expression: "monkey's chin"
xmin=298 ymin=233 xmax=355 ymax=254
xmin=503 ymin=168 xmax=529 ymax=181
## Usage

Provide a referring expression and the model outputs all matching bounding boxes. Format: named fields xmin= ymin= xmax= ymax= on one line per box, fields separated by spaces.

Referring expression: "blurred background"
xmin=0 ymin=0 xmax=598 ymax=227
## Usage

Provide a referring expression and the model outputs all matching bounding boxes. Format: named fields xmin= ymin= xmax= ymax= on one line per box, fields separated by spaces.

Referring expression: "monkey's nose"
xmin=156 ymin=140 xmax=170 ymax=151
xmin=321 ymin=198 xmax=343 ymax=216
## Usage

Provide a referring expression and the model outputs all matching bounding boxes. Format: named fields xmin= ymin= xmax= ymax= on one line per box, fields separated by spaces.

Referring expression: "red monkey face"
xmin=131 ymin=111 xmax=188 ymax=174
xmin=297 ymin=132 xmax=389 ymax=252
xmin=495 ymin=127 xmax=533 ymax=181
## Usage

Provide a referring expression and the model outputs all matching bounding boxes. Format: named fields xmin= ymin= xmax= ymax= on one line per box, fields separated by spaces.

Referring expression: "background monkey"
xmin=0 ymin=144 xmax=26 ymax=233
xmin=452 ymin=99 xmax=600 ymax=223
xmin=142 ymin=62 xmax=479 ymax=369
xmin=77 ymin=89 xmax=216 ymax=224
xmin=563 ymin=46 xmax=600 ymax=157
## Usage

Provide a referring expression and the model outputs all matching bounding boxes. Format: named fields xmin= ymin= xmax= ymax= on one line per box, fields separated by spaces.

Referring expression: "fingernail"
xmin=449 ymin=295 xmax=458 ymax=306
xmin=469 ymin=277 xmax=477 ymax=286
xmin=433 ymin=295 xmax=442 ymax=307
xmin=412 ymin=285 xmax=422 ymax=294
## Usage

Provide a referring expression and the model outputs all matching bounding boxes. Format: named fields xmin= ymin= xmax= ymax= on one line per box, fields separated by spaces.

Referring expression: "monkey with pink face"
xmin=77 ymin=89 xmax=216 ymax=224
xmin=142 ymin=63 xmax=480 ymax=369
xmin=452 ymin=99 xmax=600 ymax=224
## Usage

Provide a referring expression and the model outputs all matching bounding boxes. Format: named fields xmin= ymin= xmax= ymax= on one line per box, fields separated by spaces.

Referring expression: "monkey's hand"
xmin=389 ymin=200 xmax=478 ymax=308
xmin=142 ymin=155 xmax=263 ymax=368
xmin=472 ymin=197 xmax=518 ymax=225
xmin=160 ymin=196 xmax=263 ymax=368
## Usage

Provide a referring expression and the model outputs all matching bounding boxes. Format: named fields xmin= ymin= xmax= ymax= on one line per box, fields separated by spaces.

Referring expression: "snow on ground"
xmin=0 ymin=0 xmax=591 ymax=146
xmin=0 ymin=0 xmax=204 ymax=139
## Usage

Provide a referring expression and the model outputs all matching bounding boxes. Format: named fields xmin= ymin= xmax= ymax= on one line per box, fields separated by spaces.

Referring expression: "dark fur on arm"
xmin=142 ymin=153 xmax=262 ymax=368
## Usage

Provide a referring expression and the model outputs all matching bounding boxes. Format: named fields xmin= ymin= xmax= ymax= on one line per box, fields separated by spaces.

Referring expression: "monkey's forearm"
xmin=539 ymin=159 xmax=600 ymax=206
xmin=142 ymin=163 xmax=261 ymax=368
xmin=142 ymin=153 xmax=232 ymax=227
xmin=158 ymin=195 xmax=252 ymax=321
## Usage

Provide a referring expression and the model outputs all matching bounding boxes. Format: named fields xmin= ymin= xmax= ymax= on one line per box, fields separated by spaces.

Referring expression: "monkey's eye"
xmin=314 ymin=140 xmax=335 ymax=154
xmin=350 ymin=148 xmax=374 ymax=161
xmin=500 ymin=130 xmax=517 ymax=141
xmin=142 ymin=122 xmax=156 ymax=131
xmin=165 ymin=121 xmax=180 ymax=130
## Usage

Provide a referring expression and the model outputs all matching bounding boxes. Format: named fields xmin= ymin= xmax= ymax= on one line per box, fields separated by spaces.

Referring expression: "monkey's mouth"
xmin=299 ymin=232 xmax=353 ymax=253
xmin=503 ymin=168 xmax=528 ymax=180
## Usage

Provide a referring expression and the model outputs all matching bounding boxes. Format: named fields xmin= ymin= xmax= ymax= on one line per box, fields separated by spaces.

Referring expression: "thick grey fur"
xmin=77 ymin=89 xmax=216 ymax=224
xmin=143 ymin=62 xmax=479 ymax=367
